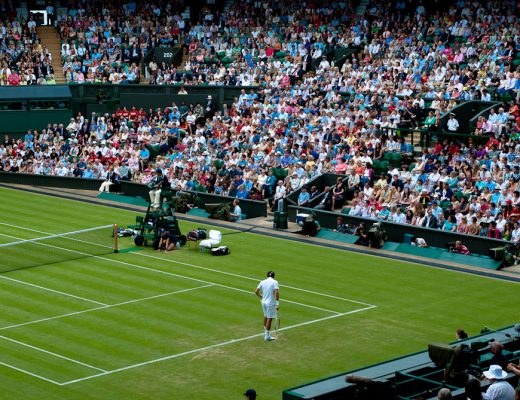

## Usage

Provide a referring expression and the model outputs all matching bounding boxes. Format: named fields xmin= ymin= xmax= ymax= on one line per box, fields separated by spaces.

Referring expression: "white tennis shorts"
xmin=262 ymin=303 xmax=277 ymax=319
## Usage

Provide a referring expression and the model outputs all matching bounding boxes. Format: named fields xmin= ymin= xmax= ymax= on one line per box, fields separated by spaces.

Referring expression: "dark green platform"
xmin=187 ymin=207 xmax=211 ymax=218
xmin=393 ymin=244 xmax=501 ymax=270
xmin=315 ymin=229 xmax=359 ymax=244
xmin=381 ymin=241 xmax=401 ymax=251
xmin=97 ymin=192 xmax=149 ymax=207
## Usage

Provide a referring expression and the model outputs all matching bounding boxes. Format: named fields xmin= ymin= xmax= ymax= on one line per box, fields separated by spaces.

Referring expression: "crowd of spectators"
xmin=149 ymin=0 xmax=355 ymax=86
xmin=0 ymin=13 xmax=56 ymax=85
xmin=57 ymin=1 xmax=185 ymax=84
xmin=0 ymin=0 xmax=520 ymax=243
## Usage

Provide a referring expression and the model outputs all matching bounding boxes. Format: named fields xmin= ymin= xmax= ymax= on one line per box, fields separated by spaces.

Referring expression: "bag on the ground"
xmin=187 ymin=228 xmax=206 ymax=241
xmin=211 ymin=246 xmax=230 ymax=256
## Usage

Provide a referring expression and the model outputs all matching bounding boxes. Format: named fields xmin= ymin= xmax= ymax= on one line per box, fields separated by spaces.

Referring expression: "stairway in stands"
xmin=36 ymin=26 xmax=66 ymax=84
xmin=355 ymin=0 xmax=370 ymax=15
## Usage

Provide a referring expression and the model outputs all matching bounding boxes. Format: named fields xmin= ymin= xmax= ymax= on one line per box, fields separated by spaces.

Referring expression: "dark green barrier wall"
xmin=0 ymin=173 xmax=267 ymax=218
xmin=440 ymin=100 xmax=500 ymax=135
xmin=120 ymin=93 xmax=211 ymax=109
xmin=287 ymin=205 xmax=504 ymax=256
xmin=0 ymin=84 xmax=258 ymax=134
xmin=0 ymin=172 xmax=103 ymax=190
xmin=187 ymin=191 xmax=267 ymax=218
xmin=1 ymin=110 xmax=72 ymax=138
xmin=69 ymin=83 xmax=257 ymax=115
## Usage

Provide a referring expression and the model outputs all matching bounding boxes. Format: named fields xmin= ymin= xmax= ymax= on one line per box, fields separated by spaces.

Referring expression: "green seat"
xmin=128 ymin=216 xmax=144 ymax=230
xmin=145 ymin=144 xmax=160 ymax=160
xmin=408 ymin=163 xmax=416 ymax=172
xmin=453 ymin=191 xmax=463 ymax=201
xmin=389 ymin=153 xmax=402 ymax=167
xmin=161 ymin=190 xmax=173 ymax=201
xmin=379 ymin=160 xmax=389 ymax=173
xmin=441 ymin=200 xmax=451 ymax=210
xmin=382 ymin=152 xmax=392 ymax=162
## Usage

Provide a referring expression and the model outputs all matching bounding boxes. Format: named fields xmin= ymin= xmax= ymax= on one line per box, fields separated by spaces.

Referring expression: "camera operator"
xmin=367 ymin=222 xmax=387 ymax=249
xmin=451 ymin=240 xmax=470 ymax=255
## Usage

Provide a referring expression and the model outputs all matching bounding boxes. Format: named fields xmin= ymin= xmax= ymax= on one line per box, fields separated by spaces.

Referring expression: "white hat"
xmin=483 ymin=365 xmax=507 ymax=380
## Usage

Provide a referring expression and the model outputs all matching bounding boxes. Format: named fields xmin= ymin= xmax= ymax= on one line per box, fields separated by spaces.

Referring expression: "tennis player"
xmin=255 ymin=271 xmax=279 ymax=341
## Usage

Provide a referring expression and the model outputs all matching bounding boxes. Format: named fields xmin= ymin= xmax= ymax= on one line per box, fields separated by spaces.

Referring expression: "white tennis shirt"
xmin=257 ymin=277 xmax=279 ymax=306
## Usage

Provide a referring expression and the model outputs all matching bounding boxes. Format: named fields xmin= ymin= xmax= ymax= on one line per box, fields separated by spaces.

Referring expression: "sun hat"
xmin=483 ymin=365 xmax=507 ymax=380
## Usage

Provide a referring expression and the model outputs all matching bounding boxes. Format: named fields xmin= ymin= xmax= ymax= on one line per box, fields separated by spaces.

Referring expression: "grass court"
xmin=0 ymin=186 xmax=517 ymax=399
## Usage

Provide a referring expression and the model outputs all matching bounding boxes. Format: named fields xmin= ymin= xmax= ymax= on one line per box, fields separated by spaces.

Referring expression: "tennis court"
xmin=0 ymin=221 xmax=375 ymax=386
xmin=0 ymin=187 xmax=518 ymax=400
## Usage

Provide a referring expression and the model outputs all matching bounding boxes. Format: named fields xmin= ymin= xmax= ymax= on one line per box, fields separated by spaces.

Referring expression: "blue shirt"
xmin=237 ymin=189 xmax=249 ymax=199
xmin=140 ymin=148 xmax=150 ymax=159
xmin=298 ymin=191 xmax=310 ymax=205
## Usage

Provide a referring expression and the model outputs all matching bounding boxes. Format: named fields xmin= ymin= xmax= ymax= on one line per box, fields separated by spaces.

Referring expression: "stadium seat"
xmin=128 ymin=216 xmax=144 ymax=231
xmin=379 ymin=160 xmax=389 ymax=173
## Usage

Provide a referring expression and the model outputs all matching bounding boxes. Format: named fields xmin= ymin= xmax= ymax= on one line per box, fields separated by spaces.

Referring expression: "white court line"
xmin=0 ymin=230 xmax=347 ymax=314
xmin=0 ymin=334 xmax=106 ymax=373
xmin=0 ymin=224 xmax=378 ymax=385
xmin=60 ymin=305 xmax=376 ymax=386
xmin=137 ymin=252 xmax=375 ymax=307
xmin=0 ymin=284 xmax=214 ymax=332
xmin=0 ymin=273 xmax=107 ymax=306
xmin=0 ymin=361 xmax=64 ymax=386
xmin=0 ymin=222 xmax=376 ymax=308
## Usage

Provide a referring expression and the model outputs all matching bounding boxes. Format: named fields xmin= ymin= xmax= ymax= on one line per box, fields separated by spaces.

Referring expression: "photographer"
xmin=355 ymin=223 xmax=369 ymax=246
xmin=411 ymin=236 xmax=428 ymax=248
xmin=367 ymin=222 xmax=387 ymax=249
xmin=503 ymin=242 xmax=520 ymax=266
xmin=451 ymin=240 xmax=470 ymax=255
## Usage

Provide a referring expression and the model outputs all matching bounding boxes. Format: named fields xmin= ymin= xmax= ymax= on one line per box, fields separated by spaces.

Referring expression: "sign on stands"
xmin=154 ymin=48 xmax=181 ymax=64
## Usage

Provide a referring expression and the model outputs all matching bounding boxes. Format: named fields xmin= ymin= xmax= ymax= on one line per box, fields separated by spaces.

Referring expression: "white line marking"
xmin=0 ymin=284 xmax=214 ymax=332
xmin=59 ymin=305 xmax=377 ymax=386
xmin=0 ymin=274 xmax=107 ymax=306
xmin=0 ymin=335 xmax=106 ymax=372
xmin=0 ymin=222 xmax=376 ymax=308
xmin=0 ymin=231 xmax=347 ymax=314
xmin=137 ymin=252 xmax=375 ymax=307
xmin=0 ymin=361 xmax=64 ymax=385
xmin=0 ymin=223 xmax=378 ymax=383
